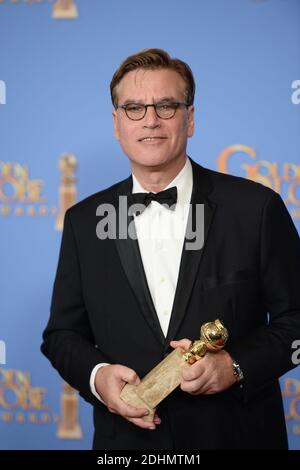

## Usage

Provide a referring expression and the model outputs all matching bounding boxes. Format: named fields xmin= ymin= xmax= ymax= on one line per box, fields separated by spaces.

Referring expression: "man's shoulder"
xmin=200 ymin=164 xmax=277 ymax=207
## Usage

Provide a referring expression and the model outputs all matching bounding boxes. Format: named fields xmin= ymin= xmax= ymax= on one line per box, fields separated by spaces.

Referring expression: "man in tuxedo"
xmin=41 ymin=48 xmax=300 ymax=450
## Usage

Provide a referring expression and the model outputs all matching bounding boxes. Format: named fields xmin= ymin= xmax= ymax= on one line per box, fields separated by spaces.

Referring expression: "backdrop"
xmin=0 ymin=0 xmax=299 ymax=450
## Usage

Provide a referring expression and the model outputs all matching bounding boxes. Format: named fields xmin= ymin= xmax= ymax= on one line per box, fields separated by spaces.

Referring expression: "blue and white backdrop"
xmin=0 ymin=0 xmax=299 ymax=450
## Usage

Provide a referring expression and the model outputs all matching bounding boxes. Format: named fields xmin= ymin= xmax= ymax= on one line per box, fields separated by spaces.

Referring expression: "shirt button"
xmin=160 ymin=277 xmax=165 ymax=284
xmin=163 ymin=310 xmax=168 ymax=316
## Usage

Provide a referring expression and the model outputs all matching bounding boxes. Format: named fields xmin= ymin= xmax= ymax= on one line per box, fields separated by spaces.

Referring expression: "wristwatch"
xmin=232 ymin=359 xmax=244 ymax=383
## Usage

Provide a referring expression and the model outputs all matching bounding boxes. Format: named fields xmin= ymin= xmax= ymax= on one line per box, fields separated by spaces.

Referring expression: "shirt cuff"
xmin=90 ymin=363 xmax=110 ymax=404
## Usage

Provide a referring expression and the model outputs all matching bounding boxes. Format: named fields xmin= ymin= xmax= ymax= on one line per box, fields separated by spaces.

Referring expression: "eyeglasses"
xmin=117 ymin=101 xmax=189 ymax=121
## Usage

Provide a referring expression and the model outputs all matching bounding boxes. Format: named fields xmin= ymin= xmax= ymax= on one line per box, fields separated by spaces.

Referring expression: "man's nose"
xmin=143 ymin=105 xmax=160 ymax=128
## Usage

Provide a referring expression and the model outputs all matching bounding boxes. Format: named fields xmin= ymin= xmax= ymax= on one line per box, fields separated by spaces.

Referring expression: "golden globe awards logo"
xmin=0 ymin=368 xmax=82 ymax=438
xmin=0 ymin=367 xmax=52 ymax=425
xmin=217 ymin=145 xmax=300 ymax=220
xmin=0 ymin=154 xmax=77 ymax=230
xmin=0 ymin=162 xmax=48 ymax=217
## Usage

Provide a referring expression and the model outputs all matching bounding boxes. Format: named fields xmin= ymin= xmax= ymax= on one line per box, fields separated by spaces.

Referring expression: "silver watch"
xmin=232 ymin=360 xmax=244 ymax=383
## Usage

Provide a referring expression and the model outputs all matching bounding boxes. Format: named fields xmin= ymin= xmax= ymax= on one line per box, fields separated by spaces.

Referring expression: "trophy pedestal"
xmin=120 ymin=319 xmax=228 ymax=422
xmin=120 ymin=349 xmax=186 ymax=422
xmin=57 ymin=423 xmax=82 ymax=439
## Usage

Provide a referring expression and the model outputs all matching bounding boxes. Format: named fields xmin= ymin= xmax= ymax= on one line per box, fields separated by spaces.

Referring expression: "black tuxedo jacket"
xmin=41 ymin=159 xmax=300 ymax=450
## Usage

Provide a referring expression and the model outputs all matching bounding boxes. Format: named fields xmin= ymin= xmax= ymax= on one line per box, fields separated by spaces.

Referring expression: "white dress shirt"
xmin=90 ymin=157 xmax=193 ymax=401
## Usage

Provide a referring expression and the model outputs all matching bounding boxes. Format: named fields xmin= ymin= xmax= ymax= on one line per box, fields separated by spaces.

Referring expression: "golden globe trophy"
xmin=55 ymin=153 xmax=77 ymax=231
xmin=120 ymin=319 xmax=228 ymax=422
xmin=57 ymin=383 xmax=82 ymax=439
xmin=52 ymin=0 xmax=79 ymax=19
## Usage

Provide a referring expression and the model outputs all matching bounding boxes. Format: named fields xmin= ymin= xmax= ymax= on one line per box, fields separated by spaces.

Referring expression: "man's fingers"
xmin=118 ymin=366 xmax=140 ymax=385
xmin=181 ymin=378 xmax=202 ymax=393
xmin=153 ymin=414 xmax=161 ymax=425
xmin=125 ymin=410 xmax=161 ymax=429
xmin=98 ymin=364 xmax=161 ymax=430
xmin=115 ymin=400 xmax=149 ymax=419
xmin=125 ymin=410 xmax=160 ymax=430
xmin=170 ymin=338 xmax=192 ymax=351
xmin=119 ymin=403 xmax=161 ymax=429
xmin=181 ymin=359 xmax=205 ymax=381
xmin=127 ymin=417 xmax=157 ymax=430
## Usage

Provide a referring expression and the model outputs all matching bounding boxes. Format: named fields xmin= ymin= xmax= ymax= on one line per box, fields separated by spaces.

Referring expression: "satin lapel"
xmin=165 ymin=161 xmax=217 ymax=349
xmin=113 ymin=177 xmax=165 ymax=346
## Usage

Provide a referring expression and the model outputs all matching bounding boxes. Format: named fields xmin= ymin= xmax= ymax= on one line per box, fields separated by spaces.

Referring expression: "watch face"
xmin=233 ymin=362 xmax=243 ymax=382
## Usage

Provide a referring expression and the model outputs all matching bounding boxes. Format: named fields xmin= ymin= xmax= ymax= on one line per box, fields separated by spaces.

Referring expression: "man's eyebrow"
xmin=120 ymin=96 xmax=179 ymax=105
xmin=121 ymin=99 xmax=144 ymax=105
xmin=156 ymin=96 xmax=178 ymax=102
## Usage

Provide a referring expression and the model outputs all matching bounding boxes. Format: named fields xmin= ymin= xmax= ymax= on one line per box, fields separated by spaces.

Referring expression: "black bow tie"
xmin=129 ymin=186 xmax=178 ymax=216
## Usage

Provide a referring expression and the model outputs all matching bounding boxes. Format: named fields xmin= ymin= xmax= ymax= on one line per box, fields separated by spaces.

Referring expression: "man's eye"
xmin=157 ymin=103 xmax=175 ymax=111
xmin=126 ymin=104 xmax=144 ymax=112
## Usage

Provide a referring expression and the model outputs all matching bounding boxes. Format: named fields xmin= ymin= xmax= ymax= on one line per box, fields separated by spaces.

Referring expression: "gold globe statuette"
xmin=120 ymin=319 xmax=228 ymax=422
xmin=52 ymin=0 xmax=79 ymax=19
xmin=57 ymin=383 xmax=82 ymax=439
xmin=55 ymin=153 xmax=77 ymax=231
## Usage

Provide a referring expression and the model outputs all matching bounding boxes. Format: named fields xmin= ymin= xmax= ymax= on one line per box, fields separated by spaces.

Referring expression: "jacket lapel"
xmin=113 ymin=177 xmax=165 ymax=346
xmin=164 ymin=161 xmax=217 ymax=349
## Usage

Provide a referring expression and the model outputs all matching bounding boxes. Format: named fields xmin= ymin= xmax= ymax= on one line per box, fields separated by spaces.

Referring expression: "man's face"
xmin=112 ymin=68 xmax=194 ymax=172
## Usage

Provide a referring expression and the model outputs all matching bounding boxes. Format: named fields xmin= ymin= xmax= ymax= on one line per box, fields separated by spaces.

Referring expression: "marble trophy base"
xmin=120 ymin=319 xmax=228 ymax=422
xmin=120 ymin=349 xmax=186 ymax=422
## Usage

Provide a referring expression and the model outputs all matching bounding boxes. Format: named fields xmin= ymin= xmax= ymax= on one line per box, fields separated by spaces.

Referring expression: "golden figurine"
xmin=55 ymin=153 xmax=77 ymax=231
xmin=52 ymin=0 xmax=79 ymax=19
xmin=57 ymin=382 xmax=82 ymax=439
xmin=120 ymin=319 xmax=228 ymax=422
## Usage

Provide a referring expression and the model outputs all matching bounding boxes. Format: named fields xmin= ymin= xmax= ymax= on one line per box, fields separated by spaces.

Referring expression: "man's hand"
xmin=170 ymin=339 xmax=236 ymax=395
xmin=95 ymin=364 xmax=161 ymax=430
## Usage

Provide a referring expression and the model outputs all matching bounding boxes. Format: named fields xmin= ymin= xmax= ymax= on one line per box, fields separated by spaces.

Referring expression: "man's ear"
xmin=112 ymin=109 xmax=120 ymax=141
xmin=187 ymin=105 xmax=195 ymax=138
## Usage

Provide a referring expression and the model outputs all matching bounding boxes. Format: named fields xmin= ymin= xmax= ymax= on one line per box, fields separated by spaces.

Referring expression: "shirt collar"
xmin=132 ymin=157 xmax=193 ymax=207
